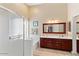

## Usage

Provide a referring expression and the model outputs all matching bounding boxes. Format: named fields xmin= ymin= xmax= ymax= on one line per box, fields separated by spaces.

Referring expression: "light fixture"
xmin=48 ymin=19 xmax=59 ymax=23
xmin=26 ymin=3 xmax=42 ymax=6
xmin=54 ymin=20 xmax=59 ymax=23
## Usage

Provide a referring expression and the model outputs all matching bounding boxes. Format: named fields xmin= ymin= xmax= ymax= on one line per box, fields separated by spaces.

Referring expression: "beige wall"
xmin=30 ymin=3 xmax=67 ymax=20
xmin=68 ymin=3 xmax=79 ymax=37
xmin=68 ymin=3 xmax=79 ymax=21
xmin=30 ymin=3 xmax=68 ymax=37
xmin=0 ymin=3 xmax=29 ymax=17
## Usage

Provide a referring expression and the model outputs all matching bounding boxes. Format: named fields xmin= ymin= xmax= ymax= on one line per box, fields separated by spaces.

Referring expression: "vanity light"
xmin=48 ymin=19 xmax=59 ymax=23
xmin=48 ymin=20 xmax=51 ymax=23
xmin=54 ymin=20 xmax=59 ymax=23
xmin=51 ymin=20 xmax=55 ymax=23
xmin=48 ymin=20 xmax=54 ymax=23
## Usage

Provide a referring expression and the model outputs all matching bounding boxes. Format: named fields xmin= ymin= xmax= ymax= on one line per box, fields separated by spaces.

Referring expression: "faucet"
xmin=62 ymin=34 xmax=64 ymax=37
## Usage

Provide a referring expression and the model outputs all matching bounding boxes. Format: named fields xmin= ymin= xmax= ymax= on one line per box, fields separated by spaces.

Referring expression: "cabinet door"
xmin=40 ymin=38 xmax=47 ymax=48
xmin=77 ymin=40 xmax=79 ymax=53
xmin=46 ymin=39 xmax=53 ymax=48
xmin=61 ymin=40 xmax=72 ymax=51
xmin=51 ymin=39 xmax=58 ymax=49
xmin=54 ymin=39 xmax=62 ymax=49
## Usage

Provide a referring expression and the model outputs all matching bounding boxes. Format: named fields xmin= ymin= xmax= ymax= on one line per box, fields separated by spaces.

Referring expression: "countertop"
xmin=40 ymin=36 xmax=79 ymax=40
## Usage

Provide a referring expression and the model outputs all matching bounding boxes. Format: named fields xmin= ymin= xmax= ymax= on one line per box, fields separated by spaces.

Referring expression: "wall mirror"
xmin=43 ymin=23 xmax=66 ymax=34
xmin=77 ymin=22 xmax=79 ymax=34
xmin=69 ymin=22 xmax=79 ymax=34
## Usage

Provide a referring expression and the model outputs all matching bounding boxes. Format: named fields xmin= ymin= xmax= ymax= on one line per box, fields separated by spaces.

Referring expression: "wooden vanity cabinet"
xmin=40 ymin=38 xmax=72 ymax=51
xmin=40 ymin=38 xmax=47 ymax=48
xmin=77 ymin=40 xmax=79 ymax=53
xmin=61 ymin=39 xmax=72 ymax=51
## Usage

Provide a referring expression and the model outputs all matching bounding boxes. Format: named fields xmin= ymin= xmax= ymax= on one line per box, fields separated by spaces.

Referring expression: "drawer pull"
xmin=56 ymin=42 xmax=61 ymax=43
xmin=56 ymin=44 xmax=59 ymax=46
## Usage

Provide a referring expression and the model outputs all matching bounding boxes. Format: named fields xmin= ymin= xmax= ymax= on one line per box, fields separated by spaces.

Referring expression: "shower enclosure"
xmin=0 ymin=6 xmax=32 ymax=56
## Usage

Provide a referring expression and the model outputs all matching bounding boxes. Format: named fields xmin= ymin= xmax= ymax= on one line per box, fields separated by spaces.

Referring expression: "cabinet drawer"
xmin=54 ymin=44 xmax=62 ymax=49
xmin=46 ymin=40 xmax=52 ymax=43
xmin=46 ymin=43 xmax=53 ymax=48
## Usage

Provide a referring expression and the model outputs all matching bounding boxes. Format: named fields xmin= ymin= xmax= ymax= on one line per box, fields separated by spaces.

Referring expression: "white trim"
xmin=71 ymin=16 xmax=77 ymax=54
xmin=0 ymin=5 xmax=21 ymax=17
xmin=73 ymin=14 xmax=79 ymax=18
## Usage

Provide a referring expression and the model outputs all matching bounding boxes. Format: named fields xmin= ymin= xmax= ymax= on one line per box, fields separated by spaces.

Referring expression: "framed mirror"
xmin=77 ymin=22 xmax=79 ymax=34
xmin=43 ymin=23 xmax=66 ymax=34
xmin=69 ymin=22 xmax=79 ymax=34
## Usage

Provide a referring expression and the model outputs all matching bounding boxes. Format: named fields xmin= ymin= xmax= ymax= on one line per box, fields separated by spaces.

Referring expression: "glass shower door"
xmin=9 ymin=17 xmax=24 ymax=56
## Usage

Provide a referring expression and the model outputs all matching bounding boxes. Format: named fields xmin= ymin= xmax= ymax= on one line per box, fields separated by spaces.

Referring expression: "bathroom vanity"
xmin=40 ymin=37 xmax=72 ymax=51
xmin=40 ymin=37 xmax=79 ymax=53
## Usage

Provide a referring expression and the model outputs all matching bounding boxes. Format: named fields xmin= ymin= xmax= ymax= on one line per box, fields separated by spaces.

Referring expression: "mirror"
xmin=43 ymin=23 xmax=66 ymax=34
xmin=77 ymin=22 xmax=79 ymax=34
xmin=69 ymin=22 xmax=79 ymax=34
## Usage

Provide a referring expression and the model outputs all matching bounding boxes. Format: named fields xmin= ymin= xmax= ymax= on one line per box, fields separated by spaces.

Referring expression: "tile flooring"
xmin=33 ymin=48 xmax=79 ymax=56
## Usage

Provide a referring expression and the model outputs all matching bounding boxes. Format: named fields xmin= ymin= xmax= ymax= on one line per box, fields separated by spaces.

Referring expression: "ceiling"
xmin=26 ymin=3 xmax=42 ymax=6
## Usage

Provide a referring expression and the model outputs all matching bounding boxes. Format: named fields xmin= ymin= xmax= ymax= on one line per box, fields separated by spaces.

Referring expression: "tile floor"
xmin=33 ymin=48 xmax=79 ymax=56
